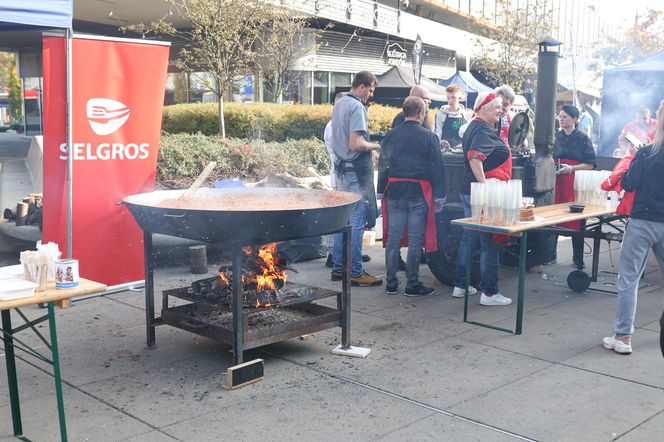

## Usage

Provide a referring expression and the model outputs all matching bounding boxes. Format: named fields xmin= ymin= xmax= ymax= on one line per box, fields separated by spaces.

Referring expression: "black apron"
xmin=335 ymin=94 xmax=378 ymax=228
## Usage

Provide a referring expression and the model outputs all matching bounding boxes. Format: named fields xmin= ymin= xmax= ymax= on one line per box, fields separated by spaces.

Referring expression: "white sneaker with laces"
xmin=602 ymin=335 xmax=632 ymax=354
xmin=479 ymin=293 xmax=512 ymax=306
xmin=452 ymin=286 xmax=478 ymax=298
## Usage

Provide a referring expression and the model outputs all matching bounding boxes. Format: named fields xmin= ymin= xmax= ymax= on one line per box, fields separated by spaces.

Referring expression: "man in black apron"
xmin=329 ymin=71 xmax=383 ymax=287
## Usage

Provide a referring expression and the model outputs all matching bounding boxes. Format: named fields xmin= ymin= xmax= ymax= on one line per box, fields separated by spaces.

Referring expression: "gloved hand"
xmin=557 ymin=164 xmax=574 ymax=175
xmin=376 ymin=193 xmax=384 ymax=201
xmin=434 ymin=198 xmax=446 ymax=213
xmin=439 ymin=140 xmax=451 ymax=151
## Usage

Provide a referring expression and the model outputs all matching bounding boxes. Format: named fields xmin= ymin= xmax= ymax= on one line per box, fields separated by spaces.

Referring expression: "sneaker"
xmin=452 ymin=286 xmax=478 ymax=298
xmin=351 ymin=272 xmax=383 ymax=287
xmin=602 ymin=335 xmax=632 ymax=355
xmin=362 ymin=254 xmax=371 ymax=263
xmin=543 ymin=259 xmax=557 ymax=266
xmin=325 ymin=254 xmax=333 ymax=268
xmin=528 ymin=265 xmax=544 ymax=273
xmin=330 ymin=270 xmax=343 ymax=281
xmin=404 ymin=282 xmax=435 ymax=297
xmin=479 ymin=293 xmax=512 ymax=306
xmin=386 ymin=280 xmax=399 ymax=295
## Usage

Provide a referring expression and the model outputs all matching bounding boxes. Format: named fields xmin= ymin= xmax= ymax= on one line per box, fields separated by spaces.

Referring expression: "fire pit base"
xmin=161 ymin=301 xmax=341 ymax=350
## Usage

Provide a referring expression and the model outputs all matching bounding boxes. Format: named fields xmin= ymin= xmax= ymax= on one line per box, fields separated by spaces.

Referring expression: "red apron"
xmin=555 ymin=158 xmax=580 ymax=230
xmin=381 ymin=177 xmax=438 ymax=253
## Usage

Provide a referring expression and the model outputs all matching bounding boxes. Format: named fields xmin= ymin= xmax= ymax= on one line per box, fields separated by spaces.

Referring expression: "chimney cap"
xmin=538 ymin=36 xmax=562 ymax=47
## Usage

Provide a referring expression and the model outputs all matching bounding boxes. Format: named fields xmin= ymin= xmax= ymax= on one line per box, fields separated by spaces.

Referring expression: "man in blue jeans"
xmin=378 ymin=96 xmax=446 ymax=296
xmin=330 ymin=71 xmax=382 ymax=287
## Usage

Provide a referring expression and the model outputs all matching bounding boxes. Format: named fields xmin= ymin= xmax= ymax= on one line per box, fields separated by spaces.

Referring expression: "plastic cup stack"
xmin=574 ymin=170 xmax=611 ymax=207
xmin=470 ymin=179 xmax=522 ymax=225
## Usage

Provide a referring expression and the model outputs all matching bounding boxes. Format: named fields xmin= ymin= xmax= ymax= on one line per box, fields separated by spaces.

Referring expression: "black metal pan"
xmin=123 ymin=187 xmax=359 ymax=244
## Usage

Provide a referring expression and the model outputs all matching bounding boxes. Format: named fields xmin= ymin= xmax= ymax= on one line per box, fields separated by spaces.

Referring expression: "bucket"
xmin=55 ymin=259 xmax=80 ymax=289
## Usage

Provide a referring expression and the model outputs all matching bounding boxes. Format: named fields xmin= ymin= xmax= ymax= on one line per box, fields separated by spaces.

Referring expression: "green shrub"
xmin=162 ymin=102 xmax=400 ymax=141
xmin=157 ymin=133 xmax=329 ymax=189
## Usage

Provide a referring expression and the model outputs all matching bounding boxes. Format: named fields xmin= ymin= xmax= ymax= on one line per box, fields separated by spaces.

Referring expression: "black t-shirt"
xmin=553 ymin=128 xmax=596 ymax=165
xmin=460 ymin=118 xmax=510 ymax=194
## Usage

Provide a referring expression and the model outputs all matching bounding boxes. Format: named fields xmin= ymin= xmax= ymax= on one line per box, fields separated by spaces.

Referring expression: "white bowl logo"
xmin=86 ymin=98 xmax=130 ymax=136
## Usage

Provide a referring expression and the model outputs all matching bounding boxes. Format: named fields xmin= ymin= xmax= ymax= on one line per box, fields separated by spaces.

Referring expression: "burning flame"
xmin=218 ymin=242 xmax=287 ymax=301
xmin=255 ymin=243 xmax=287 ymax=291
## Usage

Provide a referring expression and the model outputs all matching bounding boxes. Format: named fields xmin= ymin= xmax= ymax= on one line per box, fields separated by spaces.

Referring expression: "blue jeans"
xmin=454 ymin=194 xmax=499 ymax=294
xmin=613 ymin=219 xmax=664 ymax=335
xmin=332 ymin=171 xmax=368 ymax=277
xmin=385 ymin=197 xmax=428 ymax=286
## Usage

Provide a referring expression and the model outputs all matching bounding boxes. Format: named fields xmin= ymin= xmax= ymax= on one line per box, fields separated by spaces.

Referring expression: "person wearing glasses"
xmin=391 ymin=85 xmax=433 ymax=130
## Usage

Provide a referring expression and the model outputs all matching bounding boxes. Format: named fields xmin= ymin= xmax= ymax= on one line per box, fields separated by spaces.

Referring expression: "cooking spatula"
xmin=181 ymin=161 xmax=217 ymax=199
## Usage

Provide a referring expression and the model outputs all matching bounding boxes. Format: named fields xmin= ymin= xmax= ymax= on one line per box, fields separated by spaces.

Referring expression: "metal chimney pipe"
xmin=532 ymin=37 xmax=562 ymax=205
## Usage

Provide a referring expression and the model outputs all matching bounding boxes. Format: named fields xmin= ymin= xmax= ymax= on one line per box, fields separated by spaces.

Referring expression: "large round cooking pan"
xmin=123 ymin=187 xmax=360 ymax=244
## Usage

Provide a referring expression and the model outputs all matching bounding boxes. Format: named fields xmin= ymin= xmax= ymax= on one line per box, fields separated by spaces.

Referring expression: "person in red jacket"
xmin=601 ymin=134 xmax=640 ymax=216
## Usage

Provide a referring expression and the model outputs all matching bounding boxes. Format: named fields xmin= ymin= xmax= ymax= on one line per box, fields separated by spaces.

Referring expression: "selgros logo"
xmin=86 ymin=98 xmax=130 ymax=135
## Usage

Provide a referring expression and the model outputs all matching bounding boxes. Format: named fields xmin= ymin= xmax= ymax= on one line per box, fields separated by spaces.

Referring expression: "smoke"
xmin=599 ymin=68 xmax=663 ymax=156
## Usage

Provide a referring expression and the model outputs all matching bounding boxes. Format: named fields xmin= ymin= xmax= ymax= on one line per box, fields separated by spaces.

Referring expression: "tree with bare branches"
xmin=254 ymin=8 xmax=320 ymax=104
xmin=471 ymin=0 xmax=553 ymax=94
xmin=127 ymin=0 xmax=271 ymax=138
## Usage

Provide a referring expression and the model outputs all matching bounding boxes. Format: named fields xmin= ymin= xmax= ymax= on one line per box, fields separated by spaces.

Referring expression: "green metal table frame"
xmin=1 ymin=302 xmax=68 ymax=441
xmin=462 ymin=230 xmax=528 ymax=335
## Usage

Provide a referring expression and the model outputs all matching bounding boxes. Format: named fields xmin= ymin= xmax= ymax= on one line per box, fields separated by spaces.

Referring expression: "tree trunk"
xmin=218 ymin=95 xmax=226 ymax=138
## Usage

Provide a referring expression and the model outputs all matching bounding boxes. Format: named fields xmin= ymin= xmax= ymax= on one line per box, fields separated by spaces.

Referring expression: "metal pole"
xmin=66 ymin=28 xmax=73 ymax=258
xmin=2 ymin=310 xmax=23 ymax=437
xmin=232 ymin=245 xmax=244 ymax=365
xmin=341 ymin=226 xmax=351 ymax=349
xmin=515 ymin=232 xmax=528 ymax=335
xmin=48 ymin=302 xmax=68 ymax=441
xmin=143 ymin=231 xmax=156 ymax=348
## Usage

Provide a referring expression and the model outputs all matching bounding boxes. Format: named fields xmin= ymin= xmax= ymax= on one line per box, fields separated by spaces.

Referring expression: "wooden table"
xmin=0 ymin=278 xmax=107 ymax=441
xmin=452 ymin=204 xmax=614 ymax=334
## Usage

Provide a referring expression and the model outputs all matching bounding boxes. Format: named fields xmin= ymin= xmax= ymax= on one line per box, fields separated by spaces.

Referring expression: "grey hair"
xmin=495 ymin=85 xmax=516 ymax=104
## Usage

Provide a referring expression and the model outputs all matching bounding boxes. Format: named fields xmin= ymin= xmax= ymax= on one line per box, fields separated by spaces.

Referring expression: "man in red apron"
xmin=378 ymin=96 xmax=446 ymax=296
xmin=551 ymin=105 xmax=596 ymax=269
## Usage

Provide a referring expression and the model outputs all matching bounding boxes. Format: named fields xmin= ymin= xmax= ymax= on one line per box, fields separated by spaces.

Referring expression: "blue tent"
xmin=439 ymin=70 xmax=493 ymax=106
xmin=0 ymin=1 xmax=72 ymax=30
xmin=599 ymin=50 xmax=664 ymax=156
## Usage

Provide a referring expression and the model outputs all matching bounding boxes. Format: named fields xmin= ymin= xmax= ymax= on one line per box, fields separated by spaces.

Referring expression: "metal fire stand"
xmin=142 ymin=226 xmax=352 ymax=365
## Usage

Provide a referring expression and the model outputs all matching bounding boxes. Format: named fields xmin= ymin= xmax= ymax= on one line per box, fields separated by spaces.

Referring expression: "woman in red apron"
xmin=550 ymin=105 xmax=596 ymax=269
xmin=454 ymin=91 xmax=513 ymax=306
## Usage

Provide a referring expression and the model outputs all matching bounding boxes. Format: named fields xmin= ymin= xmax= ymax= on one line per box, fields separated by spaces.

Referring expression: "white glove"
xmin=434 ymin=198 xmax=446 ymax=213
xmin=376 ymin=193 xmax=384 ymax=201
xmin=557 ymin=164 xmax=573 ymax=175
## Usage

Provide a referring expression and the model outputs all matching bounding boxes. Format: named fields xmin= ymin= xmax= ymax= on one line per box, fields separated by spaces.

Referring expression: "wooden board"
xmin=451 ymin=203 xmax=615 ymax=235
xmin=0 ymin=278 xmax=107 ymax=311
xmin=222 ymin=359 xmax=264 ymax=390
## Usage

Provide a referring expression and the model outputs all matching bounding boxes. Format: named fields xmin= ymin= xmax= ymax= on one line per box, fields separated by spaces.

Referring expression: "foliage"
xmin=157 ymin=133 xmax=329 ymax=188
xmin=0 ymin=52 xmax=13 ymax=87
xmin=593 ymin=8 xmax=664 ymax=67
xmin=162 ymin=102 xmax=400 ymax=140
xmin=255 ymin=8 xmax=319 ymax=103
xmin=7 ymin=56 xmax=23 ymax=123
xmin=126 ymin=0 xmax=272 ymax=138
xmin=470 ymin=0 xmax=553 ymax=94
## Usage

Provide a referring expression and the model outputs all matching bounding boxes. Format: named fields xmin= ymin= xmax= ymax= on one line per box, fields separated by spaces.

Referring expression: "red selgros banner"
xmin=42 ymin=35 xmax=169 ymax=286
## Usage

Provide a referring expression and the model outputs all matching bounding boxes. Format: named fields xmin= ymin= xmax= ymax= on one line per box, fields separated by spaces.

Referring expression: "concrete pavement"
xmin=1 ymin=234 xmax=663 ymax=441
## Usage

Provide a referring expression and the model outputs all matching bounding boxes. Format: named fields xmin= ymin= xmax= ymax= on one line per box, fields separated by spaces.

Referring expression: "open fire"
xmin=193 ymin=243 xmax=290 ymax=309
